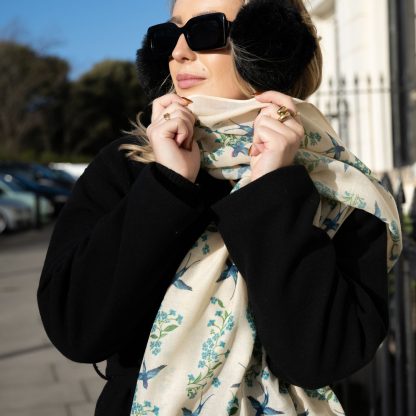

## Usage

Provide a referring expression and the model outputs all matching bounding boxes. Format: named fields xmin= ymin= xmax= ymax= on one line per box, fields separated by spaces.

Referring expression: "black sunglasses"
xmin=147 ymin=12 xmax=233 ymax=57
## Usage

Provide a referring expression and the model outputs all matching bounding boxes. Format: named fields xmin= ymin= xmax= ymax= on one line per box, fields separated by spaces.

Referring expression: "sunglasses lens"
xmin=149 ymin=25 xmax=178 ymax=55
xmin=147 ymin=13 xmax=229 ymax=56
xmin=188 ymin=19 xmax=225 ymax=51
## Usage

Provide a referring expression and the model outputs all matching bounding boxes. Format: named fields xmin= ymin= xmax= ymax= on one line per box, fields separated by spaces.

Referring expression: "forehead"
xmin=171 ymin=0 xmax=242 ymax=24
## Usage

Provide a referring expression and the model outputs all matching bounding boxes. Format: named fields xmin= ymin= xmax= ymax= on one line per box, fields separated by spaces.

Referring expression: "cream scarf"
xmin=129 ymin=95 xmax=402 ymax=416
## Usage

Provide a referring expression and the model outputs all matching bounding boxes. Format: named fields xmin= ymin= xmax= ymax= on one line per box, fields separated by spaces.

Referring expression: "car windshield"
xmin=0 ymin=174 xmax=26 ymax=191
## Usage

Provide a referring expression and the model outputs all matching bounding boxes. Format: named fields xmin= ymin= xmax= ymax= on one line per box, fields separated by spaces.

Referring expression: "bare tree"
xmin=0 ymin=41 xmax=69 ymax=155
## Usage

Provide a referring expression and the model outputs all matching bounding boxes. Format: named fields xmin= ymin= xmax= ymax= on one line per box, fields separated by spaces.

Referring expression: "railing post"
xmin=380 ymin=338 xmax=393 ymax=416
xmin=393 ymin=179 xmax=408 ymax=416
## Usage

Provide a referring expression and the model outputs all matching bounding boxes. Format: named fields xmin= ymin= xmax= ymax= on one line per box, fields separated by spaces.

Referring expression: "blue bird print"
xmin=225 ymin=121 xmax=254 ymax=157
xmin=225 ymin=120 xmax=254 ymax=136
xmin=248 ymin=387 xmax=284 ymax=415
xmin=231 ymin=141 xmax=248 ymax=157
xmin=322 ymin=204 xmax=347 ymax=232
xmin=206 ymin=122 xmax=253 ymax=157
xmin=138 ymin=359 xmax=167 ymax=389
xmin=182 ymin=394 xmax=214 ymax=415
xmin=323 ymin=133 xmax=345 ymax=160
xmin=322 ymin=211 xmax=342 ymax=232
xmin=172 ymin=253 xmax=201 ymax=291
xmin=216 ymin=259 xmax=239 ymax=299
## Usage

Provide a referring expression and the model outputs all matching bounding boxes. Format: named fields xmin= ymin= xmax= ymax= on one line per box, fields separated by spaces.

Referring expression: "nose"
xmin=171 ymin=33 xmax=196 ymax=61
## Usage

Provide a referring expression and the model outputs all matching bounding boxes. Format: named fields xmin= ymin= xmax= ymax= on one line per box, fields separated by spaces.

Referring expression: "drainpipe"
xmin=388 ymin=0 xmax=410 ymax=167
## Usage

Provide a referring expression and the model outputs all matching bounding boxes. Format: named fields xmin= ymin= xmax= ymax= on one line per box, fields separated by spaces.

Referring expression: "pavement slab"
xmin=0 ymin=224 xmax=106 ymax=415
xmin=0 ymin=405 xmax=68 ymax=416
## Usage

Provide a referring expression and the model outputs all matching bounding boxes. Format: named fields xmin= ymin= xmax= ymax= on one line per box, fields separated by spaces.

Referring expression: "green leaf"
xmin=212 ymin=362 xmax=222 ymax=370
xmin=217 ymin=299 xmax=224 ymax=308
xmin=192 ymin=373 xmax=203 ymax=384
xmin=150 ymin=334 xmax=158 ymax=339
xmin=164 ymin=325 xmax=178 ymax=332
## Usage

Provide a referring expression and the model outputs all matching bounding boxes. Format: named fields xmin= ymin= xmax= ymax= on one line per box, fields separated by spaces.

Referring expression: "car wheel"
xmin=0 ymin=213 xmax=7 ymax=235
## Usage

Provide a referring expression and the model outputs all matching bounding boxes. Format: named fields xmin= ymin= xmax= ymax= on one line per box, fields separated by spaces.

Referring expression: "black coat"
xmin=37 ymin=136 xmax=388 ymax=416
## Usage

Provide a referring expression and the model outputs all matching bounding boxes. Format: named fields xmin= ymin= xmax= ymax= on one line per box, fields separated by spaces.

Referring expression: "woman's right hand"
xmin=147 ymin=93 xmax=200 ymax=183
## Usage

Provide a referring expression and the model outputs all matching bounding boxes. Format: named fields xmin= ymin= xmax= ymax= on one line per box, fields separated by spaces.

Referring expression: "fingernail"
xmin=180 ymin=96 xmax=193 ymax=105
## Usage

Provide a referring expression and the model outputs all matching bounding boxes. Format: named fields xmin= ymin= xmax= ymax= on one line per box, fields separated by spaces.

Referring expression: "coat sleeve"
xmin=37 ymin=138 xmax=209 ymax=364
xmin=210 ymin=164 xmax=389 ymax=389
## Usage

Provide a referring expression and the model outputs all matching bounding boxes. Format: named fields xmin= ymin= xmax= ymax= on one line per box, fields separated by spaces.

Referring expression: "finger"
xmin=255 ymin=105 xmax=282 ymax=125
xmin=167 ymin=118 xmax=191 ymax=146
xmin=253 ymin=125 xmax=291 ymax=153
xmin=156 ymin=106 xmax=194 ymax=125
xmin=151 ymin=93 xmax=191 ymax=122
xmin=253 ymin=124 xmax=280 ymax=145
xmin=256 ymin=104 xmax=303 ymax=135
xmin=155 ymin=104 xmax=194 ymax=124
xmin=254 ymin=91 xmax=298 ymax=116
xmin=178 ymin=116 xmax=194 ymax=149
xmin=158 ymin=104 xmax=196 ymax=132
xmin=266 ymin=105 xmax=301 ymax=124
xmin=256 ymin=111 xmax=304 ymax=139
xmin=249 ymin=143 xmax=262 ymax=157
xmin=156 ymin=108 xmax=194 ymax=149
xmin=150 ymin=116 xmax=190 ymax=147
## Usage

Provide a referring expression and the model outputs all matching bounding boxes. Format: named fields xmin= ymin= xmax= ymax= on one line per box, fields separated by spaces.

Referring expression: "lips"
xmin=176 ymin=73 xmax=206 ymax=89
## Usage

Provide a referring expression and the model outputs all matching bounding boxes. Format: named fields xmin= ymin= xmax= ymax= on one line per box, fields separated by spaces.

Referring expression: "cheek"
xmin=205 ymin=54 xmax=238 ymax=86
xmin=168 ymin=60 xmax=176 ymax=79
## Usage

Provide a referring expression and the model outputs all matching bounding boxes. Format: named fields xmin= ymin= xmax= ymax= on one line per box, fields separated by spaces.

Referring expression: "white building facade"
xmin=306 ymin=0 xmax=394 ymax=174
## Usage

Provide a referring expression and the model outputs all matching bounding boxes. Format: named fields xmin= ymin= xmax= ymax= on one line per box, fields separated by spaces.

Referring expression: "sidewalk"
xmin=0 ymin=224 xmax=106 ymax=416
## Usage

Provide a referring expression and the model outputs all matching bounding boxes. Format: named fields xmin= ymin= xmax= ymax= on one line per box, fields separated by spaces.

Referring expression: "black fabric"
xmin=37 ymin=136 xmax=388 ymax=416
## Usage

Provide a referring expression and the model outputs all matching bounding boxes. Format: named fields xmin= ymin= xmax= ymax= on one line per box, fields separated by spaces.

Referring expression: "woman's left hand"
xmin=250 ymin=91 xmax=305 ymax=181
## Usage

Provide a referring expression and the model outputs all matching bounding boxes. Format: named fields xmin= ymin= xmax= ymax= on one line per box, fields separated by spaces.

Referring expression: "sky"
xmin=0 ymin=0 xmax=171 ymax=79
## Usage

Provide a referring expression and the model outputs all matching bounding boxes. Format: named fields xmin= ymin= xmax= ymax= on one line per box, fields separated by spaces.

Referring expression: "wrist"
xmin=177 ymin=167 xmax=199 ymax=184
xmin=153 ymin=162 xmax=194 ymax=183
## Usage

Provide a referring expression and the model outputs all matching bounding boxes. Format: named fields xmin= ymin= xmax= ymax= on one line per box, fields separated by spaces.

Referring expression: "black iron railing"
xmin=308 ymin=75 xmax=416 ymax=416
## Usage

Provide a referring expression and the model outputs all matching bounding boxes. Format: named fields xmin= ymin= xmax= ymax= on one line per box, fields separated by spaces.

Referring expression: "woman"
xmin=37 ymin=0 xmax=401 ymax=415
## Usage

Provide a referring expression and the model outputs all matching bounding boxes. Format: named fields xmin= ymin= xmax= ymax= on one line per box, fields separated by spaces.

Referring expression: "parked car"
xmin=0 ymin=197 xmax=32 ymax=235
xmin=0 ymin=169 xmax=71 ymax=216
xmin=48 ymin=167 xmax=78 ymax=183
xmin=0 ymin=162 xmax=76 ymax=191
xmin=49 ymin=162 xmax=88 ymax=180
xmin=0 ymin=174 xmax=54 ymax=225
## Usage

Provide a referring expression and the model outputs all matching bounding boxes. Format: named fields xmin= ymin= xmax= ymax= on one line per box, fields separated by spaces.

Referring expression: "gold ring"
xmin=163 ymin=112 xmax=171 ymax=121
xmin=278 ymin=114 xmax=292 ymax=123
xmin=277 ymin=105 xmax=288 ymax=115
xmin=276 ymin=106 xmax=298 ymax=122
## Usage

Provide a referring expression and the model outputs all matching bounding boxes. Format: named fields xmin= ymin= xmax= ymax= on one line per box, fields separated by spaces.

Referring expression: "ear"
xmin=136 ymin=33 xmax=172 ymax=101
xmin=230 ymin=0 xmax=317 ymax=93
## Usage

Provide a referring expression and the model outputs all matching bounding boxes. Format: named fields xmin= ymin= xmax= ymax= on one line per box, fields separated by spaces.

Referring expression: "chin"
xmin=175 ymin=88 xmax=209 ymax=97
xmin=175 ymin=88 xmax=240 ymax=99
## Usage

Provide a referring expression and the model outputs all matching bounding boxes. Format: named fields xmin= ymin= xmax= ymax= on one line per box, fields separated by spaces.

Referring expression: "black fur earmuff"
xmin=230 ymin=0 xmax=317 ymax=94
xmin=136 ymin=32 xmax=172 ymax=103
xmin=135 ymin=0 xmax=317 ymax=102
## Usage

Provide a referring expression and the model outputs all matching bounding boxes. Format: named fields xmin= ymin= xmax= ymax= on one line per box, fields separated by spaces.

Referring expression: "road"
xmin=0 ymin=223 xmax=106 ymax=416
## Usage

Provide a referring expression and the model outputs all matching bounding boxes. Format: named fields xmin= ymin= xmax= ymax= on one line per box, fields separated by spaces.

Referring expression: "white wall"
xmin=307 ymin=0 xmax=394 ymax=173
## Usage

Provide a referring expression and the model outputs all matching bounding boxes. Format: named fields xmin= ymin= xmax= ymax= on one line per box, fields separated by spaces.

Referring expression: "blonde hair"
xmin=120 ymin=0 xmax=322 ymax=163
